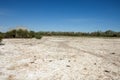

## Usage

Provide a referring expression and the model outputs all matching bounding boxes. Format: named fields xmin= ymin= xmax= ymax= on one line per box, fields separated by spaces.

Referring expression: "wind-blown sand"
xmin=0 ymin=37 xmax=120 ymax=80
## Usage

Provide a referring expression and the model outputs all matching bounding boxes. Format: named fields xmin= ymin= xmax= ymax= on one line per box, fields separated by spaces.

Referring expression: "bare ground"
xmin=0 ymin=37 xmax=120 ymax=80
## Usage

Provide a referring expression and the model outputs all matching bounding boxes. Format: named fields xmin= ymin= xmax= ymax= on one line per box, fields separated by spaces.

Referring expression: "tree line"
xmin=34 ymin=30 xmax=120 ymax=37
xmin=0 ymin=29 xmax=120 ymax=42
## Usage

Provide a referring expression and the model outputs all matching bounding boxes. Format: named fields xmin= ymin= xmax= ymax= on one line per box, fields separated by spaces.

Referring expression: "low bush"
xmin=35 ymin=34 xmax=42 ymax=39
xmin=0 ymin=34 xmax=3 ymax=43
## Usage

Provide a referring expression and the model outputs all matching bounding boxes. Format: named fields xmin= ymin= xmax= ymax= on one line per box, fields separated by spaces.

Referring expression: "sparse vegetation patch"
xmin=0 ymin=34 xmax=3 ymax=44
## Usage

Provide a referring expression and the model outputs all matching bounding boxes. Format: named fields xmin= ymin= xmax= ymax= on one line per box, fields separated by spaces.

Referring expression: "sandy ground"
xmin=0 ymin=37 xmax=120 ymax=80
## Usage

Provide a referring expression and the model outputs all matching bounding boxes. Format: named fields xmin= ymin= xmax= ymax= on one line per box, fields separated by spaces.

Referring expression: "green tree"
xmin=29 ymin=31 xmax=35 ymax=38
xmin=4 ymin=30 xmax=16 ymax=38
xmin=105 ymin=30 xmax=116 ymax=37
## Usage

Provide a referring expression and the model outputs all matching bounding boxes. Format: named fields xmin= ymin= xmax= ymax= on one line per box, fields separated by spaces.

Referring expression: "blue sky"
xmin=0 ymin=0 xmax=120 ymax=32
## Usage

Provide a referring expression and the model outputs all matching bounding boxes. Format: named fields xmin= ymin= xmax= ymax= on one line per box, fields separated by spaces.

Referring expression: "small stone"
xmin=30 ymin=61 xmax=34 ymax=64
xmin=104 ymin=70 xmax=110 ymax=73
xmin=8 ymin=75 xmax=16 ymax=80
xmin=24 ymin=63 xmax=29 ymax=67
xmin=66 ymin=65 xmax=70 ymax=67
xmin=49 ymin=60 xmax=52 ymax=62
xmin=84 ymin=68 xmax=87 ymax=70
xmin=60 ymin=58 xmax=63 ymax=60
xmin=94 ymin=63 xmax=96 ymax=65
xmin=111 ymin=52 xmax=115 ymax=54
xmin=68 ymin=60 xmax=70 ymax=62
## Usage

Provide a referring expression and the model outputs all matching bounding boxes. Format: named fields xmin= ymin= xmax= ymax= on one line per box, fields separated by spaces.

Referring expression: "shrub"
xmin=0 ymin=34 xmax=3 ymax=43
xmin=35 ymin=34 xmax=42 ymax=39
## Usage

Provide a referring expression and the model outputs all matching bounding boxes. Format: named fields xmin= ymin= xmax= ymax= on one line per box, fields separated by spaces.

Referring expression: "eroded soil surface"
xmin=0 ymin=37 xmax=120 ymax=80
